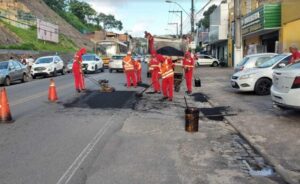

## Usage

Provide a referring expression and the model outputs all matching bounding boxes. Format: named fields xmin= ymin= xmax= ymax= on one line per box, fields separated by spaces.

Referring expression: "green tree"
xmin=43 ymin=0 xmax=67 ymax=12
xmin=197 ymin=5 xmax=217 ymax=29
xmin=95 ymin=13 xmax=123 ymax=31
xmin=69 ymin=0 xmax=96 ymax=24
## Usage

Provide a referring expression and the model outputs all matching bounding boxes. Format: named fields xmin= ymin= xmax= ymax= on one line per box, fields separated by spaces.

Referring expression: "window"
xmin=255 ymin=57 xmax=272 ymax=66
xmin=13 ymin=62 xmax=22 ymax=70
xmin=9 ymin=62 xmax=15 ymax=70
xmin=204 ymin=56 xmax=211 ymax=59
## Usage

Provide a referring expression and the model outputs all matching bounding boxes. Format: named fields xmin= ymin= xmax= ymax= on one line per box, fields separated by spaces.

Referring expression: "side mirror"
xmin=279 ymin=63 xmax=286 ymax=68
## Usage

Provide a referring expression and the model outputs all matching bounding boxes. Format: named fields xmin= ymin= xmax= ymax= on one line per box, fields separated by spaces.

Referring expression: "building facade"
xmin=208 ymin=2 xmax=229 ymax=65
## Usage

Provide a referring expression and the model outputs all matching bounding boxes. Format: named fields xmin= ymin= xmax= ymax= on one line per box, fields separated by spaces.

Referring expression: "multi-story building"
xmin=208 ymin=1 xmax=230 ymax=65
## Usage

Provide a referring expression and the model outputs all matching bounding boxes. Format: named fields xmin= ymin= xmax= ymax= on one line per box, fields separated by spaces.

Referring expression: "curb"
xmin=206 ymin=98 xmax=299 ymax=184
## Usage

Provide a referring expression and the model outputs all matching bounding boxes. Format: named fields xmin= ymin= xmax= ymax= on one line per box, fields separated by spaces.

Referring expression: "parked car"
xmin=271 ymin=62 xmax=300 ymax=109
xmin=143 ymin=55 xmax=151 ymax=63
xmin=0 ymin=60 xmax=29 ymax=86
xmin=109 ymin=54 xmax=126 ymax=73
xmin=231 ymin=53 xmax=291 ymax=95
xmin=82 ymin=54 xmax=104 ymax=73
xmin=196 ymin=55 xmax=219 ymax=67
xmin=66 ymin=60 xmax=73 ymax=73
xmin=31 ymin=56 xmax=65 ymax=78
xmin=234 ymin=53 xmax=277 ymax=73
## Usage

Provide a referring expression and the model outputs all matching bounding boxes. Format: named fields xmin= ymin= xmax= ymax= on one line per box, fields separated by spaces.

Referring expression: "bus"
xmin=96 ymin=40 xmax=129 ymax=67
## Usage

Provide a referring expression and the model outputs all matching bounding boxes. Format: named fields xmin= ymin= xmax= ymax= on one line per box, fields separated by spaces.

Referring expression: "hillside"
xmin=0 ymin=0 xmax=94 ymax=52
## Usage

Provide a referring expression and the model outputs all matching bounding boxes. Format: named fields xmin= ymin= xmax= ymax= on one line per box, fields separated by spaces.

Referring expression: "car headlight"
xmin=239 ymin=73 xmax=255 ymax=80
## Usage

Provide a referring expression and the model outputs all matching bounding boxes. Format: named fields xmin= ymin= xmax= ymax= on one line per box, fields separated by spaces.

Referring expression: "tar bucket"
xmin=185 ymin=107 xmax=199 ymax=132
xmin=194 ymin=77 xmax=201 ymax=87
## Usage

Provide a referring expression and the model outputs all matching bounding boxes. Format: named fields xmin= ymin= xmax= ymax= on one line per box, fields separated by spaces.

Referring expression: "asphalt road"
xmin=0 ymin=69 xmax=142 ymax=184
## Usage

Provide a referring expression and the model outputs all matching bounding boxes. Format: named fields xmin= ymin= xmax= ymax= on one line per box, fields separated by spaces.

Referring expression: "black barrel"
xmin=185 ymin=107 xmax=199 ymax=132
xmin=194 ymin=78 xmax=201 ymax=87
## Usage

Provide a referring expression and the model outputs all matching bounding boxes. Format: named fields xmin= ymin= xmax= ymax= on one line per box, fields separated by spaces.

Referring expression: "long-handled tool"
xmin=84 ymin=75 xmax=101 ymax=87
xmin=135 ymin=82 xmax=154 ymax=98
xmin=184 ymin=95 xmax=189 ymax=109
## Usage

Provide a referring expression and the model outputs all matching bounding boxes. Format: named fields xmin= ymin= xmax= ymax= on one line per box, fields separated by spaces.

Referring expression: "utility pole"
xmin=234 ymin=0 xmax=242 ymax=66
xmin=169 ymin=10 xmax=182 ymax=38
xmin=191 ymin=0 xmax=195 ymax=33
xmin=168 ymin=23 xmax=179 ymax=38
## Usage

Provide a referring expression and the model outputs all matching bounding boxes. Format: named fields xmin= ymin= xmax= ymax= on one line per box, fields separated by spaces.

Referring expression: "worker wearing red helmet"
xmin=123 ymin=51 xmax=137 ymax=88
xmin=183 ymin=51 xmax=195 ymax=94
xmin=73 ymin=48 xmax=86 ymax=93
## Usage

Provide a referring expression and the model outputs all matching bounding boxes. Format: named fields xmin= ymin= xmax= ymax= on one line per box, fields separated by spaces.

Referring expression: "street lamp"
xmin=165 ymin=0 xmax=190 ymax=17
xmin=165 ymin=0 xmax=194 ymax=33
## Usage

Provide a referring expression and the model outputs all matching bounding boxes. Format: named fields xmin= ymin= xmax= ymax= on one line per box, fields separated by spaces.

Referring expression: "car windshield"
xmin=83 ymin=55 xmax=95 ymax=61
xmin=0 ymin=62 xmax=8 ymax=69
xmin=238 ymin=57 xmax=250 ymax=66
xmin=35 ymin=57 xmax=53 ymax=64
xmin=288 ymin=62 xmax=300 ymax=69
xmin=112 ymin=55 xmax=125 ymax=60
xmin=257 ymin=55 xmax=287 ymax=68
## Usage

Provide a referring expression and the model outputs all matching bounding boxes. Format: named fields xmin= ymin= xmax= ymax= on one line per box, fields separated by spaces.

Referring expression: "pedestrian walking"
xmin=289 ymin=45 xmax=300 ymax=64
xmin=26 ymin=56 xmax=34 ymax=68
xmin=183 ymin=51 xmax=195 ymax=94
xmin=73 ymin=48 xmax=87 ymax=93
xmin=149 ymin=55 xmax=161 ymax=93
xmin=134 ymin=58 xmax=142 ymax=84
xmin=123 ymin=51 xmax=137 ymax=88
xmin=161 ymin=56 xmax=174 ymax=101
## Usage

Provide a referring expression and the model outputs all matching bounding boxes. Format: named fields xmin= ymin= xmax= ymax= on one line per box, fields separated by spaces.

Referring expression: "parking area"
xmin=197 ymin=67 xmax=300 ymax=183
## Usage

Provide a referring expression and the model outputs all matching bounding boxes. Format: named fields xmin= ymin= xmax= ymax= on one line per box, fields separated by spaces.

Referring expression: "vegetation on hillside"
xmin=43 ymin=0 xmax=123 ymax=33
xmin=0 ymin=21 xmax=77 ymax=52
xmin=196 ymin=5 xmax=217 ymax=29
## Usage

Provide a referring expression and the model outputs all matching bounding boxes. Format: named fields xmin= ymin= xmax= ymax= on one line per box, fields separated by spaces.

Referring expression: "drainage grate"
xmin=63 ymin=91 xmax=135 ymax=109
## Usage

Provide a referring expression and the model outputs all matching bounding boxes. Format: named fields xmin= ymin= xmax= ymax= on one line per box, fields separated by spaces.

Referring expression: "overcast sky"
xmin=84 ymin=0 xmax=222 ymax=37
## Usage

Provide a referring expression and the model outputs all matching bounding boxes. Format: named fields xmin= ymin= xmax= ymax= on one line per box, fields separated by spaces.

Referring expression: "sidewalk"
xmin=196 ymin=67 xmax=300 ymax=184
xmin=86 ymin=78 xmax=283 ymax=184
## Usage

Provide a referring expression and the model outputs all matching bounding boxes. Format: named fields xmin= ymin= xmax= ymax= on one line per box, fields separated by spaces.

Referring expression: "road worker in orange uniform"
xmin=183 ymin=51 xmax=195 ymax=94
xmin=161 ymin=56 xmax=174 ymax=101
xmin=134 ymin=58 xmax=142 ymax=84
xmin=123 ymin=52 xmax=137 ymax=88
xmin=73 ymin=48 xmax=86 ymax=93
xmin=149 ymin=55 xmax=161 ymax=93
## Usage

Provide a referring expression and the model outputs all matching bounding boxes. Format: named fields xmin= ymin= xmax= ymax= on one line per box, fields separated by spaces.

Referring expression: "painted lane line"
xmin=56 ymin=112 xmax=117 ymax=184
xmin=10 ymin=83 xmax=74 ymax=107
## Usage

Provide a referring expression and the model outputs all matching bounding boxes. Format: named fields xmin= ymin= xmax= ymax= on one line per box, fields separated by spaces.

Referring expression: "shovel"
xmin=135 ymin=82 xmax=154 ymax=98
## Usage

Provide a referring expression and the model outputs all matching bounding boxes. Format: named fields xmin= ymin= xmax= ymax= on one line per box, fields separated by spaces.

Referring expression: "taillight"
xmin=291 ymin=76 xmax=300 ymax=89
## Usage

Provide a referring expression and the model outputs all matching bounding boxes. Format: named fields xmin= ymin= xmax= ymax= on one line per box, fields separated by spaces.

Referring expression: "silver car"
xmin=0 ymin=60 xmax=29 ymax=86
xmin=234 ymin=53 xmax=277 ymax=73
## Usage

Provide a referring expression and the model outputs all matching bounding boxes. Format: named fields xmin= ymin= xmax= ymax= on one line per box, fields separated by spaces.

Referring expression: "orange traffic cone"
xmin=0 ymin=88 xmax=13 ymax=123
xmin=48 ymin=79 xmax=58 ymax=102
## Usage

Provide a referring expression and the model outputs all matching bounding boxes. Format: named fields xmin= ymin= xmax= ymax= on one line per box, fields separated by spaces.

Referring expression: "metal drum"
xmin=185 ymin=107 xmax=199 ymax=132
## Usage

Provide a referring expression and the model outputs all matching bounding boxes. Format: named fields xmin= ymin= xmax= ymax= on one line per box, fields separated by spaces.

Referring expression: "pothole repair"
xmin=63 ymin=90 xmax=136 ymax=109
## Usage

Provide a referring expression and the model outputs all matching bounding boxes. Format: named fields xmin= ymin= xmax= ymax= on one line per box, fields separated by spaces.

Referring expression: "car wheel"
xmin=254 ymin=78 xmax=272 ymax=95
xmin=4 ymin=77 xmax=11 ymax=86
xmin=101 ymin=67 xmax=104 ymax=72
xmin=94 ymin=65 xmax=98 ymax=73
xmin=212 ymin=61 xmax=219 ymax=67
xmin=109 ymin=69 xmax=112 ymax=73
xmin=61 ymin=67 xmax=66 ymax=75
xmin=53 ymin=69 xmax=57 ymax=77
xmin=32 ymin=75 xmax=36 ymax=79
xmin=21 ymin=73 xmax=28 ymax=83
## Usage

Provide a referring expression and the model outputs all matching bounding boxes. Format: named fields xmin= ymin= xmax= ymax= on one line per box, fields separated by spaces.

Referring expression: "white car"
xmin=196 ymin=55 xmax=219 ymax=67
xmin=231 ymin=53 xmax=291 ymax=95
xmin=109 ymin=54 xmax=126 ymax=73
xmin=271 ymin=62 xmax=300 ymax=109
xmin=31 ymin=56 xmax=65 ymax=78
xmin=234 ymin=53 xmax=277 ymax=73
xmin=82 ymin=54 xmax=104 ymax=73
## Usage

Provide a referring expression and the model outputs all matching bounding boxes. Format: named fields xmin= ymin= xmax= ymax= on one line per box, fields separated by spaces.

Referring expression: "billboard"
xmin=37 ymin=19 xmax=59 ymax=43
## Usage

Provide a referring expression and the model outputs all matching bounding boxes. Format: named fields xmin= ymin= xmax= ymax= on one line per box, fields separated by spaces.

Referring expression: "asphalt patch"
xmin=63 ymin=90 xmax=135 ymax=109
xmin=191 ymin=93 xmax=209 ymax=103
xmin=199 ymin=106 xmax=231 ymax=121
